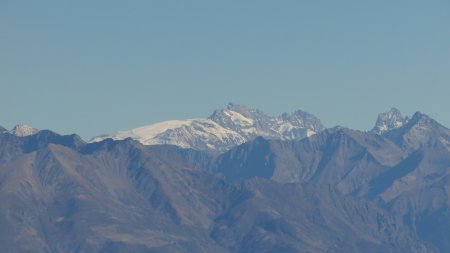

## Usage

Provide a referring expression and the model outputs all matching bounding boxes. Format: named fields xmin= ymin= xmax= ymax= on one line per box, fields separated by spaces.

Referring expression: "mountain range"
xmin=1 ymin=104 xmax=449 ymax=253
xmin=90 ymin=103 xmax=324 ymax=154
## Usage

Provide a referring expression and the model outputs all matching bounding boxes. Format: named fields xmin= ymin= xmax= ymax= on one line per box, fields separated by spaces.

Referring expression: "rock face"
xmin=91 ymin=103 xmax=325 ymax=154
xmin=209 ymin=103 xmax=323 ymax=140
xmin=372 ymin=108 xmax=409 ymax=134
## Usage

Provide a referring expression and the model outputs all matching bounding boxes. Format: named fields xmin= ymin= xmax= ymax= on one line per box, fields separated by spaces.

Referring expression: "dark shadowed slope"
xmin=211 ymin=112 xmax=450 ymax=252
xmin=212 ymin=179 xmax=434 ymax=253
xmin=0 ymin=132 xmax=233 ymax=253
xmin=213 ymin=128 xmax=405 ymax=195
xmin=0 ymin=128 xmax=439 ymax=252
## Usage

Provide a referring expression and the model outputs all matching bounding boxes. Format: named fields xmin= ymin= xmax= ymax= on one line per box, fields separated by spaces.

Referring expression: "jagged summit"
xmin=372 ymin=108 xmax=409 ymax=134
xmin=210 ymin=103 xmax=324 ymax=138
xmin=9 ymin=124 xmax=39 ymax=137
xmin=92 ymin=103 xmax=325 ymax=154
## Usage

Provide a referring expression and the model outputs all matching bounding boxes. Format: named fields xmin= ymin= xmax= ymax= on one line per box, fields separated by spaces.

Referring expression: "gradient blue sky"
xmin=1 ymin=1 xmax=450 ymax=139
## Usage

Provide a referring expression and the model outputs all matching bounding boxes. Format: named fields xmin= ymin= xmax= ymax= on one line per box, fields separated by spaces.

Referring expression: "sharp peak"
xmin=375 ymin=108 xmax=440 ymax=123
xmin=376 ymin=107 xmax=404 ymax=117
xmin=372 ymin=107 xmax=410 ymax=134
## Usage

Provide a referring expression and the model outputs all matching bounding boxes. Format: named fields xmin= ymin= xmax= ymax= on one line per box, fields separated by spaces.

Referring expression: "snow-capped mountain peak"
xmin=10 ymin=124 xmax=39 ymax=137
xmin=90 ymin=119 xmax=247 ymax=152
xmin=92 ymin=104 xmax=325 ymax=154
xmin=372 ymin=108 xmax=409 ymax=134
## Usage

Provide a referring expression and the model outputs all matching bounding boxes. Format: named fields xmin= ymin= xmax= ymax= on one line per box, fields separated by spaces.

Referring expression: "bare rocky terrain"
xmin=0 ymin=109 xmax=449 ymax=252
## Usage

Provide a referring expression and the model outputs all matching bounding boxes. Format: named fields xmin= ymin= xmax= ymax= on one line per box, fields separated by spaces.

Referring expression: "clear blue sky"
xmin=1 ymin=0 xmax=450 ymax=139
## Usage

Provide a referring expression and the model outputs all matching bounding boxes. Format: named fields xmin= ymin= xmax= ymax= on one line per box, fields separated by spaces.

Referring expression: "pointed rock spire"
xmin=372 ymin=108 xmax=409 ymax=134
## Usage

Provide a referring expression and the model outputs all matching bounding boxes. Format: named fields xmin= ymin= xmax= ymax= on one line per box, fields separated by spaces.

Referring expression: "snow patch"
xmin=223 ymin=109 xmax=254 ymax=126
xmin=10 ymin=124 xmax=39 ymax=137
xmin=91 ymin=104 xmax=325 ymax=153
